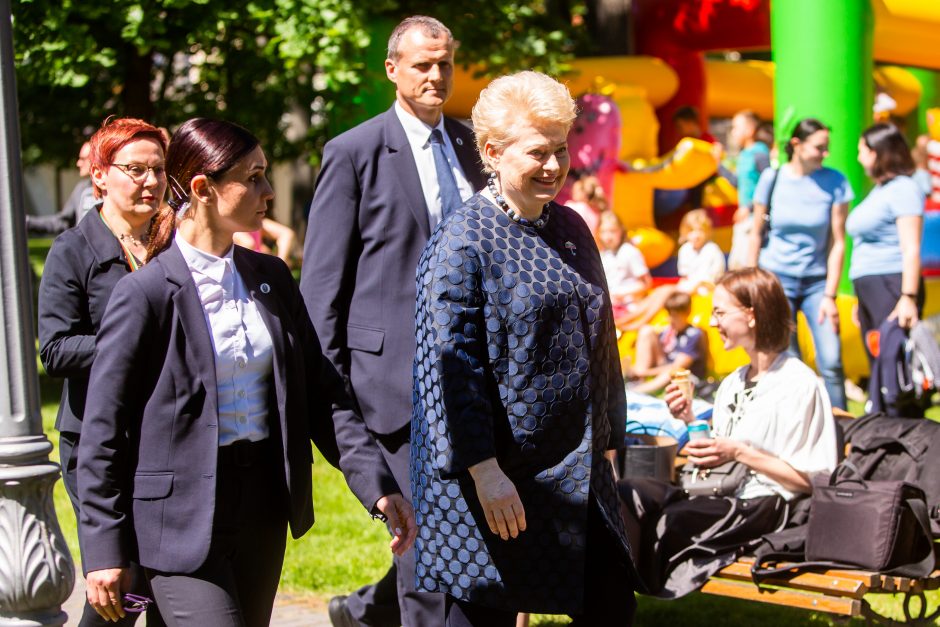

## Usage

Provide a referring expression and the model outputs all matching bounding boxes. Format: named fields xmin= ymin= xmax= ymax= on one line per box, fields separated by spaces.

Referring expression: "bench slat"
xmin=700 ymin=579 xmax=862 ymax=616
xmin=736 ymin=557 xmax=880 ymax=586
xmin=716 ymin=561 xmax=869 ymax=597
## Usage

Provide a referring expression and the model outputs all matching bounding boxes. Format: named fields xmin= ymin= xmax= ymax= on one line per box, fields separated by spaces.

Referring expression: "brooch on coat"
xmin=565 ymin=241 xmax=577 ymax=256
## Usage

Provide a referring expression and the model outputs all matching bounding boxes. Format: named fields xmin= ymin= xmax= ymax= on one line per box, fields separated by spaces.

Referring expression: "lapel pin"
xmin=260 ymin=283 xmax=271 ymax=294
xmin=456 ymin=137 xmax=463 ymax=146
xmin=565 ymin=241 xmax=577 ymax=256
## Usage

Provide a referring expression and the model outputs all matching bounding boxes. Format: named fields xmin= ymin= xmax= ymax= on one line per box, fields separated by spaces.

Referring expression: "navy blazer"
xmin=301 ymin=106 xmax=486 ymax=436
xmin=77 ymin=243 xmax=398 ymax=575
xmin=38 ymin=205 xmax=128 ymax=435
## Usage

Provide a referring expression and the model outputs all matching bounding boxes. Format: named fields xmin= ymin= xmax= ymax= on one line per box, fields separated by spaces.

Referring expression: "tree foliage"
xmin=12 ymin=0 xmax=587 ymax=166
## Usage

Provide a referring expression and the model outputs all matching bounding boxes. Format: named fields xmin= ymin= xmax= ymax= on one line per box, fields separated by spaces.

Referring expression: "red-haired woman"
xmin=619 ymin=268 xmax=839 ymax=598
xmin=77 ymin=118 xmax=414 ymax=624
xmin=38 ymin=117 xmax=168 ymax=626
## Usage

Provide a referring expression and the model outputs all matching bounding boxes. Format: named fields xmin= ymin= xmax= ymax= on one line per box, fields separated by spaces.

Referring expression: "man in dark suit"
xmin=301 ymin=15 xmax=486 ymax=627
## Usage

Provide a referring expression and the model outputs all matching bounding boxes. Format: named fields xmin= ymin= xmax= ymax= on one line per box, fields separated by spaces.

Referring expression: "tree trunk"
xmin=122 ymin=44 xmax=154 ymax=120
xmin=585 ymin=0 xmax=633 ymax=56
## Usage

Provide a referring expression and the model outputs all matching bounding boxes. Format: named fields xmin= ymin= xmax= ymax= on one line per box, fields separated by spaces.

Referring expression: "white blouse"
xmin=711 ymin=352 xmax=838 ymax=500
xmin=176 ymin=233 xmax=274 ymax=446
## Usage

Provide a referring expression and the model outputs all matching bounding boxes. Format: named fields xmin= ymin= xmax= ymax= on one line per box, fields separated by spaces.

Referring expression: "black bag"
xmin=752 ymin=466 xmax=936 ymax=580
xmin=758 ymin=168 xmax=779 ymax=249
xmin=679 ymin=460 xmax=749 ymax=497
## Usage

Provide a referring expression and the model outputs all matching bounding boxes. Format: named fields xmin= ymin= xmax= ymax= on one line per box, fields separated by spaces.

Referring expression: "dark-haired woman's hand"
xmin=469 ymin=458 xmax=526 ymax=541
xmin=375 ymin=493 xmax=418 ymax=556
xmin=664 ymin=382 xmax=694 ymax=423
xmin=818 ymin=295 xmax=840 ymax=334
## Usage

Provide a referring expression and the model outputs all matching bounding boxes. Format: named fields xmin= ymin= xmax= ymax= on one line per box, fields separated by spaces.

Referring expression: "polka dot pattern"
xmin=411 ymin=194 xmax=633 ymax=614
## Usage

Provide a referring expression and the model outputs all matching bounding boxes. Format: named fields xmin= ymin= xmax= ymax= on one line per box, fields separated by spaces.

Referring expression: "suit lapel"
xmin=234 ymin=249 xmax=289 ymax=445
xmin=445 ymin=117 xmax=486 ymax=192
xmin=383 ymin=108 xmax=432 ymax=240
xmin=162 ymin=243 xmax=219 ymax=421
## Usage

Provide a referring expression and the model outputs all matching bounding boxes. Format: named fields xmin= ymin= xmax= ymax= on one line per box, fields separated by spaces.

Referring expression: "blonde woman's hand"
xmin=469 ymin=458 xmax=526 ymax=541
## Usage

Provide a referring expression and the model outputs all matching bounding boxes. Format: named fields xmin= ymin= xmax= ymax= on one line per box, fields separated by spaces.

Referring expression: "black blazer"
xmin=38 ymin=205 xmax=128 ymax=435
xmin=77 ymin=243 xmax=398 ymax=575
xmin=301 ymin=106 xmax=486 ymax=435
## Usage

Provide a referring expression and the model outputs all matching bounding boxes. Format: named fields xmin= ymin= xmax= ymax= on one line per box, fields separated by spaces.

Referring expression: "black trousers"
xmin=60 ymin=431 xmax=165 ymax=627
xmin=146 ymin=439 xmax=288 ymax=627
xmin=346 ymin=426 xmax=445 ymax=626
xmin=443 ymin=498 xmax=637 ymax=627
xmin=853 ymin=274 xmax=925 ymax=362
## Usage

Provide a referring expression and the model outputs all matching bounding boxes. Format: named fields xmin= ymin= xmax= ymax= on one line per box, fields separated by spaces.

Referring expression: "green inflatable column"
xmin=771 ymin=0 xmax=874 ymax=293
xmin=906 ymin=67 xmax=940 ymax=138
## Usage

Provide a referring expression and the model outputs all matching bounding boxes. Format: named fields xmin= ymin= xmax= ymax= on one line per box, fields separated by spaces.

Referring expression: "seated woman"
xmin=619 ymin=267 xmax=838 ymax=598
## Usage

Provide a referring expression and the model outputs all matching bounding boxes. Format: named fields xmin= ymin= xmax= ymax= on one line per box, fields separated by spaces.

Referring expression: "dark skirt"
xmin=618 ymin=477 xmax=793 ymax=598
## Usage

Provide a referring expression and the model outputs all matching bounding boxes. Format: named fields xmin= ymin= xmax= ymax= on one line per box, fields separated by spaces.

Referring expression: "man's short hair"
xmin=387 ymin=16 xmax=454 ymax=61
xmin=664 ymin=291 xmax=692 ymax=314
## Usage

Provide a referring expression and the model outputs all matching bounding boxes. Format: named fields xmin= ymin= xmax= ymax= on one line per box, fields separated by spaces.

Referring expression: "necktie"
xmin=429 ymin=129 xmax=463 ymax=218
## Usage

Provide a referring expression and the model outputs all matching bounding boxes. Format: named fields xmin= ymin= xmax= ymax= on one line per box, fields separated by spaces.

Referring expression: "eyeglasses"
xmin=710 ymin=307 xmax=750 ymax=324
xmin=111 ymin=162 xmax=167 ymax=183
xmin=122 ymin=593 xmax=153 ymax=613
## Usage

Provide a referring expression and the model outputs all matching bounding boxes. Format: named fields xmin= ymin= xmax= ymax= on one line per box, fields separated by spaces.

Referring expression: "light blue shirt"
xmin=176 ymin=233 xmax=274 ymax=446
xmin=846 ymin=175 xmax=924 ymax=280
xmin=736 ymin=141 xmax=770 ymax=209
xmin=755 ymin=165 xmax=854 ymax=278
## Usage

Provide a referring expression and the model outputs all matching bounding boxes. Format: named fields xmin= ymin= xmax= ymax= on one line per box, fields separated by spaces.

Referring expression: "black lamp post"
xmin=0 ymin=1 xmax=75 ymax=624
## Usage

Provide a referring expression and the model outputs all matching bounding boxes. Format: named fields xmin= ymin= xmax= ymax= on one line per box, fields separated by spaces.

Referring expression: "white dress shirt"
xmin=176 ymin=233 xmax=274 ymax=446
xmin=394 ymin=101 xmax=474 ymax=229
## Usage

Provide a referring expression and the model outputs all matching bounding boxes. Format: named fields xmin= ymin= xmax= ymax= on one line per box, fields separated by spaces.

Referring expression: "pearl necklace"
xmin=487 ymin=173 xmax=550 ymax=229
xmin=117 ymin=232 xmax=148 ymax=247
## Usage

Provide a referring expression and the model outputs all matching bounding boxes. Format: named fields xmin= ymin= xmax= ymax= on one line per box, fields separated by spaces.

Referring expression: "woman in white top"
xmin=78 ymin=119 xmax=415 ymax=625
xmin=619 ymin=267 xmax=838 ymax=598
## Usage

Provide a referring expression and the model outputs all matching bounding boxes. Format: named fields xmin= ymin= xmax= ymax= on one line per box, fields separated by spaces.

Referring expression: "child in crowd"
xmin=677 ymin=209 xmax=726 ymax=292
xmin=620 ymin=209 xmax=726 ymax=329
xmin=597 ymin=210 xmax=652 ymax=320
xmin=626 ymin=291 xmax=706 ymax=395
xmin=567 ymin=174 xmax=608 ymax=237
xmin=726 ymin=111 xmax=772 ymax=269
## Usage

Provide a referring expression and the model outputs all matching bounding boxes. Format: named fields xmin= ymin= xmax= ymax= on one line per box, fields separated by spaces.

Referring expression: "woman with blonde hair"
xmin=413 ymin=71 xmax=638 ymax=626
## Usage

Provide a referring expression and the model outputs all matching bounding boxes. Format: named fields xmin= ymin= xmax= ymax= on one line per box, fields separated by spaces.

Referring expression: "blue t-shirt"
xmin=736 ymin=141 xmax=771 ymax=209
xmin=754 ymin=165 xmax=854 ymax=278
xmin=846 ymin=175 xmax=924 ymax=280
xmin=659 ymin=325 xmax=705 ymax=380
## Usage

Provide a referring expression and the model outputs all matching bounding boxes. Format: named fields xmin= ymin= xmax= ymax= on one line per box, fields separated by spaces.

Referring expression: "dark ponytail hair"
xmin=784 ymin=118 xmax=828 ymax=160
xmin=147 ymin=118 xmax=260 ymax=259
xmin=860 ymin=122 xmax=914 ymax=183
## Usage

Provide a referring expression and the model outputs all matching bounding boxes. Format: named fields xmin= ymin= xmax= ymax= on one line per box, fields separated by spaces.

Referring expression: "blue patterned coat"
xmin=411 ymin=194 xmax=634 ymax=614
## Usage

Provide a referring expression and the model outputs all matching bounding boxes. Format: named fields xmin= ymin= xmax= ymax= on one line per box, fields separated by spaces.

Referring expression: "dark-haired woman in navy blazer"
xmin=77 ymin=119 xmax=415 ymax=625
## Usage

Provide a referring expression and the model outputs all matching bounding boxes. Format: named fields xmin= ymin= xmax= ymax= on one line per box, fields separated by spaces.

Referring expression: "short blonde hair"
xmin=471 ymin=71 xmax=577 ymax=172
xmin=678 ymin=208 xmax=713 ymax=243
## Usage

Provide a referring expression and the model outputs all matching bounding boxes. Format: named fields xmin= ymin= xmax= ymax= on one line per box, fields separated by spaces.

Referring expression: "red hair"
xmin=88 ymin=117 xmax=167 ymax=199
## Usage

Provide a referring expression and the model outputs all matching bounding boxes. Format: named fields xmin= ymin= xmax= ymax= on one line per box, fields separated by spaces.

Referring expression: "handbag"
xmin=752 ymin=464 xmax=936 ymax=580
xmin=805 ymin=468 xmax=936 ymax=576
xmin=758 ymin=168 xmax=779 ymax=249
xmin=679 ymin=460 xmax=749 ymax=497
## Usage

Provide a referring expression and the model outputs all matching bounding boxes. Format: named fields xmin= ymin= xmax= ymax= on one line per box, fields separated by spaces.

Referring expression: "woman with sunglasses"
xmin=77 ymin=118 xmax=414 ymax=625
xmin=619 ymin=268 xmax=838 ymax=598
xmin=38 ymin=117 xmax=168 ymax=627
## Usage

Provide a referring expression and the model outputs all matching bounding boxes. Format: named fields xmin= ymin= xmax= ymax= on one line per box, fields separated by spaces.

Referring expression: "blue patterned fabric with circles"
xmin=411 ymin=194 xmax=633 ymax=614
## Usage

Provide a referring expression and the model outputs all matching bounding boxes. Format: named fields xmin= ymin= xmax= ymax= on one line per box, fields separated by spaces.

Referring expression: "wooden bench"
xmin=701 ymin=556 xmax=940 ymax=624
xmin=517 ymin=560 xmax=940 ymax=626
